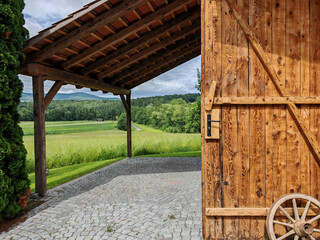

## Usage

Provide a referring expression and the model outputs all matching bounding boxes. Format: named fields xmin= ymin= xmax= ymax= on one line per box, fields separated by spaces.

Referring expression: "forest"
xmin=19 ymin=93 xmax=201 ymax=133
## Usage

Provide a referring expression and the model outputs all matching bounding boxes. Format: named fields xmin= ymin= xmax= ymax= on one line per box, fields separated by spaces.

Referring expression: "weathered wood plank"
xmin=310 ymin=0 xmax=320 ymax=201
xmin=25 ymin=63 xmax=130 ymax=95
xmin=248 ymin=0 xmax=266 ymax=238
xmin=221 ymin=0 xmax=239 ymax=237
xmin=44 ymin=81 xmax=64 ymax=110
xmin=270 ymin=2 xmax=287 ymax=237
xmin=33 ymin=76 xmax=47 ymax=196
xmin=202 ymin=0 xmax=222 ymax=238
xmin=300 ymin=0 xmax=311 ymax=196
xmin=214 ymin=97 xmax=320 ymax=105
xmin=206 ymin=207 xmax=319 ymax=217
xmin=286 ymin=0 xmax=301 ymax=196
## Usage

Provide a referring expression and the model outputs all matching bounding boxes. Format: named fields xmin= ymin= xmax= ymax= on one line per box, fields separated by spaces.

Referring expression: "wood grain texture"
xmin=248 ymin=0 xmax=266 ymax=238
xmin=310 ymin=0 xmax=320 ymax=201
xmin=285 ymin=0 xmax=301 ymax=196
xmin=221 ymin=0 xmax=239 ymax=237
xmin=33 ymin=76 xmax=47 ymax=196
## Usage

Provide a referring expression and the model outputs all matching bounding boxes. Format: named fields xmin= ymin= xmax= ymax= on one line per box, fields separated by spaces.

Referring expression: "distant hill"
xmin=21 ymin=92 xmax=119 ymax=102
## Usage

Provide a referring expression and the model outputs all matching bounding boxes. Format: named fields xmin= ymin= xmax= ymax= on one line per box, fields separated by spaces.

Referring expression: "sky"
xmin=21 ymin=0 xmax=201 ymax=99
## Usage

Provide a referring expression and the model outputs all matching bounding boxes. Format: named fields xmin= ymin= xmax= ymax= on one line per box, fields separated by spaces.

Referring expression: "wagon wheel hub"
xmin=293 ymin=220 xmax=314 ymax=237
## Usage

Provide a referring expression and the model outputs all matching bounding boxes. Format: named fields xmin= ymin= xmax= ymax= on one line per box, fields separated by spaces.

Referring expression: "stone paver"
xmin=1 ymin=157 xmax=202 ymax=239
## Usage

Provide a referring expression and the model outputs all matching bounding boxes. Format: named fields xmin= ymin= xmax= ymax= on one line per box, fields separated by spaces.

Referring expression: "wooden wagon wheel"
xmin=267 ymin=194 xmax=320 ymax=240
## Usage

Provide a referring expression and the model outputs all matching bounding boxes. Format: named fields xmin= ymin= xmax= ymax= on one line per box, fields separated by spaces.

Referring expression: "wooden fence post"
xmin=32 ymin=75 xmax=46 ymax=196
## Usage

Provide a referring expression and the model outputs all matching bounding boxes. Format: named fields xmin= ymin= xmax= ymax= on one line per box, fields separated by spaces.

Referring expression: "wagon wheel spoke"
xmin=301 ymin=200 xmax=311 ymax=221
xmin=313 ymin=228 xmax=320 ymax=233
xmin=273 ymin=220 xmax=293 ymax=228
xmin=293 ymin=198 xmax=300 ymax=220
xmin=307 ymin=214 xmax=320 ymax=224
xmin=279 ymin=206 xmax=295 ymax=223
xmin=276 ymin=230 xmax=295 ymax=240
xmin=308 ymin=235 xmax=316 ymax=240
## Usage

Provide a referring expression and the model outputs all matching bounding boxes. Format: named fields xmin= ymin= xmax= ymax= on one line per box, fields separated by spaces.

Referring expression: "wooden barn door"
xmin=201 ymin=0 xmax=320 ymax=239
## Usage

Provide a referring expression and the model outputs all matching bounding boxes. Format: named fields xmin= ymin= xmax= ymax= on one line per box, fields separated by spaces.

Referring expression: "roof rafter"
xmin=61 ymin=0 xmax=194 ymax=69
xmin=112 ymin=34 xmax=200 ymax=85
xmin=121 ymin=41 xmax=200 ymax=86
xmin=23 ymin=63 xmax=130 ymax=95
xmin=97 ymin=21 xmax=200 ymax=79
xmin=128 ymin=49 xmax=200 ymax=88
xmin=24 ymin=0 xmax=149 ymax=64
xmin=81 ymin=8 xmax=200 ymax=75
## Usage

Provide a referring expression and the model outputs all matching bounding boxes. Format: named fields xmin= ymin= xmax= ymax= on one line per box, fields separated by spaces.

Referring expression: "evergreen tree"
xmin=117 ymin=113 xmax=127 ymax=131
xmin=0 ymin=0 xmax=30 ymax=219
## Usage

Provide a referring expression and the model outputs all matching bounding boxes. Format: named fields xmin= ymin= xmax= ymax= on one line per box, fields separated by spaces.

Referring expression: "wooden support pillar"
xmin=126 ymin=93 xmax=132 ymax=157
xmin=32 ymin=76 xmax=46 ymax=196
xmin=121 ymin=94 xmax=132 ymax=157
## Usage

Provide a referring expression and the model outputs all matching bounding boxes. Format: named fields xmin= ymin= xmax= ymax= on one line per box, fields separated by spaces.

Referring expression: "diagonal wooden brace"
xmin=225 ymin=0 xmax=320 ymax=166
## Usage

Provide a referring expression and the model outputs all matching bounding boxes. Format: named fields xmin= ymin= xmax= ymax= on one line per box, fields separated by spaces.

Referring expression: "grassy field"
xmin=21 ymin=121 xmax=201 ymax=173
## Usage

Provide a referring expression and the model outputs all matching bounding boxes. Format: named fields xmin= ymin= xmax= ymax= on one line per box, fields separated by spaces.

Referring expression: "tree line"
xmin=19 ymin=93 xmax=201 ymax=133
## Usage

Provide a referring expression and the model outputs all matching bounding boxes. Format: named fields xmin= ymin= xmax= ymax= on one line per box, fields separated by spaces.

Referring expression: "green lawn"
xmin=22 ymin=121 xmax=201 ymax=173
xmin=21 ymin=121 xmax=201 ymax=191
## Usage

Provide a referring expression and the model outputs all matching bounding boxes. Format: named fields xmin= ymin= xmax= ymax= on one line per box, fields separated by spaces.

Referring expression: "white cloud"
xmin=22 ymin=1 xmax=201 ymax=98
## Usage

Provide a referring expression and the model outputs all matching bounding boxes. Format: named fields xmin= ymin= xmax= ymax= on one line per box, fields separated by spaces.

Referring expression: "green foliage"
xmin=195 ymin=68 xmax=201 ymax=92
xmin=0 ymin=0 xmax=30 ymax=219
xmin=117 ymin=113 xmax=127 ymax=131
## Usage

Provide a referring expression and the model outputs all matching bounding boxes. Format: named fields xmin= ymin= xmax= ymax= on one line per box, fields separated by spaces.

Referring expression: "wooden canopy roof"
xmin=20 ymin=0 xmax=201 ymax=95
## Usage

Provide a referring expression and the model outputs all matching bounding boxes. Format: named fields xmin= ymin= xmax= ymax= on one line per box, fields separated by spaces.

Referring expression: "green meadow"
xmin=21 ymin=121 xmax=201 ymax=174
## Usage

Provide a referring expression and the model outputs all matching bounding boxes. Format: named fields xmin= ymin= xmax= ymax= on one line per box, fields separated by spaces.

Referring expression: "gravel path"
xmin=1 ymin=157 xmax=202 ymax=240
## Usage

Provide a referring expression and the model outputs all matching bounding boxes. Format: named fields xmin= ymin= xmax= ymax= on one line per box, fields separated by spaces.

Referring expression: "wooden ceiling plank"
xmin=65 ymin=47 xmax=79 ymax=54
xmin=104 ymin=24 xmax=116 ymax=34
xmin=81 ymin=8 xmax=199 ymax=75
xmin=24 ymin=63 xmax=130 ymax=95
xmin=90 ymin=32 xmax=103 ymax=41
xmin=77 ymin=39 xmax=91 ymax=48
xmin=97 ymin=22 xmax=200 ymax=79
xmin=118 ymin=17 xmax=129 ymax=27
xmin=133 ymin=9 xmax=142 ymax=20
xmin=24 ymin=0 xmax=149 ymax=64
xmin=147 ymin=1 xmax=156 ymax=12
xmin=61 ymin=0 xmax=194 ymax=69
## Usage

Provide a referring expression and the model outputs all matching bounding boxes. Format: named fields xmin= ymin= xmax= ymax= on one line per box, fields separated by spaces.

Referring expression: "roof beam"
xmin=61 ymin=0 xmax=194 ymax=69
xmin=24 ymin=63 xmax=130 ymax=95
xmin=81 ymin=8 xmax=200 ymax=75
xmin=25 ymin=0 xmax=149 ymax=64
xmin=97 ymin=22 xmax=200 ymax=79
xmin=113 ymin=35 xmax=200 ymax=85
xmin=122 ymin=43 xmax=200 ymax=87
xmin=128 ymin=50 xmax=200 ymax=89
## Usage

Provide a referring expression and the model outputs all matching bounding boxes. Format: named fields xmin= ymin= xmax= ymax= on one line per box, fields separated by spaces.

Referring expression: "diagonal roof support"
xmin=25 ymin=0 xmax=149 ymax=64
xmin=61 ymin=0 xmax=194 ymax=69
xmin=81 ymin=8 xmax=200 ymax=75
xmin=24 ymin=63 xmax=130 ymax=95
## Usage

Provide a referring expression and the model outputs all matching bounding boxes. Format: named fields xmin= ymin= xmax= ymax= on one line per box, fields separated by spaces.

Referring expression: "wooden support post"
xmin=126 ymin=94 xmax=132 ymax=157
xmin=32 ymin=76 xmax=46 ymax=196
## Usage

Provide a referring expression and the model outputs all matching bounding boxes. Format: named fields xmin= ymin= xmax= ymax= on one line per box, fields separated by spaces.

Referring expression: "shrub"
xmin=117 ymin=113 xmax=127 ymax=131
xmin=0 ymin=0 xmax=30 ymax=219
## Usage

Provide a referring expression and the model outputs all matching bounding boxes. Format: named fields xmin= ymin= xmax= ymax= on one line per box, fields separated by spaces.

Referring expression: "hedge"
xmin=0 ymin=0 xmax=30 ymax=219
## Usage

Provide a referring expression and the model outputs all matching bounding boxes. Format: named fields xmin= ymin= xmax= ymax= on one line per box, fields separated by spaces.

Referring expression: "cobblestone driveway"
xmin=1 ymin=157 xmax=202 ymax=240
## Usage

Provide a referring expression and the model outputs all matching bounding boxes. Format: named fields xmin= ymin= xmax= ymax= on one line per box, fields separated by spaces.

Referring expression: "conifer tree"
xmin=0 ymin=0 xmax=30 ymax=219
